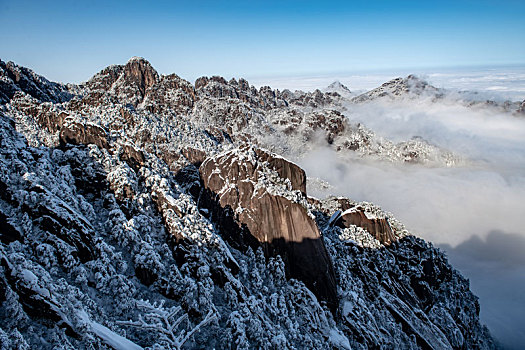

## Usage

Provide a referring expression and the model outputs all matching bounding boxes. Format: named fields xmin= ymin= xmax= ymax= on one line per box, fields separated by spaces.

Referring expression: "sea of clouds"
xmin=268 ymin=67 xmax=525 ymax=349
xmin=250 ymin=65 xmax=525 ymax=102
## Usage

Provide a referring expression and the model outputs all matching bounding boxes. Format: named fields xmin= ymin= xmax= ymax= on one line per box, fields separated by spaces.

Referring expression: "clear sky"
xmin=1 ymin=0 xmax=524 ymax=83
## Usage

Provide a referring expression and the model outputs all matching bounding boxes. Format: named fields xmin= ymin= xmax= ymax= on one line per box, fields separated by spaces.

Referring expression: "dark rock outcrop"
xmin=181 ymin=147 xmax=207 ymax=166
xmin=199 ymin=146 xmax=337 ymax=309
xmin=0 ymin=210 xmax=22 ymax=244
xmin=119 ymin=143 xmax=145 ymax=171
xmin=59 ymin=121 xmax=109 ymax=150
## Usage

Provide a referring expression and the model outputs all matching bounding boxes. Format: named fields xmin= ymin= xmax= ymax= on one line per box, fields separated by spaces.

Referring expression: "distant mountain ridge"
xmin=351 ymin=75 xmax=443 ymax=102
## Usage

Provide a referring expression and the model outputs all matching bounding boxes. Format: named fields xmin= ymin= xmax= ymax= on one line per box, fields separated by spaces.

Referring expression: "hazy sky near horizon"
xmin=1 ymin=0 xmax=524 ymax=84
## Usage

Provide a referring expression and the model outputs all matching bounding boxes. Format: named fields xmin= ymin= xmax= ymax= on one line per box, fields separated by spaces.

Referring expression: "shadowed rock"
xmin=120 ymin=143 xmax=145 ymax=171
xmin=0 ymin=254 xmax=78 ymax=337
xmin=182 ymin=146 xmax=207 ymax=166
xmin=199 ymin=146 xmax=337 ymax=309
xmin=59 ymin=121 xmax=109 ymax=150
xmin=0 ymin=59 xmax=73 ymax=104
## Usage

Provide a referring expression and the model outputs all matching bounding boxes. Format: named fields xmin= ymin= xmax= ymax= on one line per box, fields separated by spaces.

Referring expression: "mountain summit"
xmin=352 ymin=74 xmax=443 ymax=102
xmin=324 ymin=81 xmax=352 ymax=97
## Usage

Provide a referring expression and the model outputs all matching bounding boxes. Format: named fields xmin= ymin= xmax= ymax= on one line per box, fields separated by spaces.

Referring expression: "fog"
xmin=293 ymin=92 xmax=525 ymax=348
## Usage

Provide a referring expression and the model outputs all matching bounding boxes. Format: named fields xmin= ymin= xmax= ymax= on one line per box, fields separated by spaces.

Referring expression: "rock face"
xmin=199 ymin=146 xmax=337 ymax=308
xmin=337 ymin=207 xmax=396 ymax=245
xmin=118 ymin=143 xmax=145 ymax=171
xmin=252 ymin=148 xmax=307 ymax=194
xmin=142 ymin=73 xmax=195 ymax=114
xmin=81 ymin=57 xmax=193 ymax=113
xmin=112 ymin=57 xmax=159 ymax=106
xmin=122 ymin=57 xmax=159 ymax=95
xmin=59 ymin=121 xmax=109 ymax=150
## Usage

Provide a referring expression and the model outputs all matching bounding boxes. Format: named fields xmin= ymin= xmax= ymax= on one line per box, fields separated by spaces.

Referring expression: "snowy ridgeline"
xmin=0 ymin=57 xmax=496 ymax=349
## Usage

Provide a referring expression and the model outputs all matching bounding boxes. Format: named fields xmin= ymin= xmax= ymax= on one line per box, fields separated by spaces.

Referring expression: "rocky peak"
xmin=122 ymin=57 xmax=159 ymax=97
xmin=194 ymin=76 xmax=209 ymax=90
xmin=324 ymin=81 xmax=352 ymax=97
xmin=196 ymin=75 xmax=291 ymax=111
xmin=84 ymin=64 xmax=124 ymax=91
xmin=195 ymin=75 xmax=240 ymax=100
xmin=82 ymin=57 xmax=161 ymax=107
xmin=352 ymin=75 xmax=442 ymax=103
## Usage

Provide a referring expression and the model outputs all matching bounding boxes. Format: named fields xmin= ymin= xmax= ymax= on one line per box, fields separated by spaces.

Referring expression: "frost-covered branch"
xmin=117 ymin=300 xmax=216 ymax=349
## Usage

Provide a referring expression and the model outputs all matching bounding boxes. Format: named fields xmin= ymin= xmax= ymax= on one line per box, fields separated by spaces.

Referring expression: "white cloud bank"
xmin=293 ymin=92 xmax=525 ymax=349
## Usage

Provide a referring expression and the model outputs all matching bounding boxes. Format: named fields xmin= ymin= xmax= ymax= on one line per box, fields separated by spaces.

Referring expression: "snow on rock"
xmin=351 ymin=75 xmax=443 ymax=103
xmin=337 ymin=206 xmax=396 ymax=245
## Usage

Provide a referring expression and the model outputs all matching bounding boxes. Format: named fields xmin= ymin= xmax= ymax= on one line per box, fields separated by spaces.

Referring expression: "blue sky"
xmin=0 ymin=0 xmax=524 ymax=83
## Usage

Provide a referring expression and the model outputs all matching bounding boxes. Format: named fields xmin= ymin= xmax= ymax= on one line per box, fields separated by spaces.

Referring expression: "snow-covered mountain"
xmin=349 ymin=73 xmax=523 ymax=115
xmin=0 ymin=57 xmax=496 ymax=349
xmin=323 ymin=81 xmax=353 ymax=98
xmin=350 ymin=75 xmax=443 ymax=103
